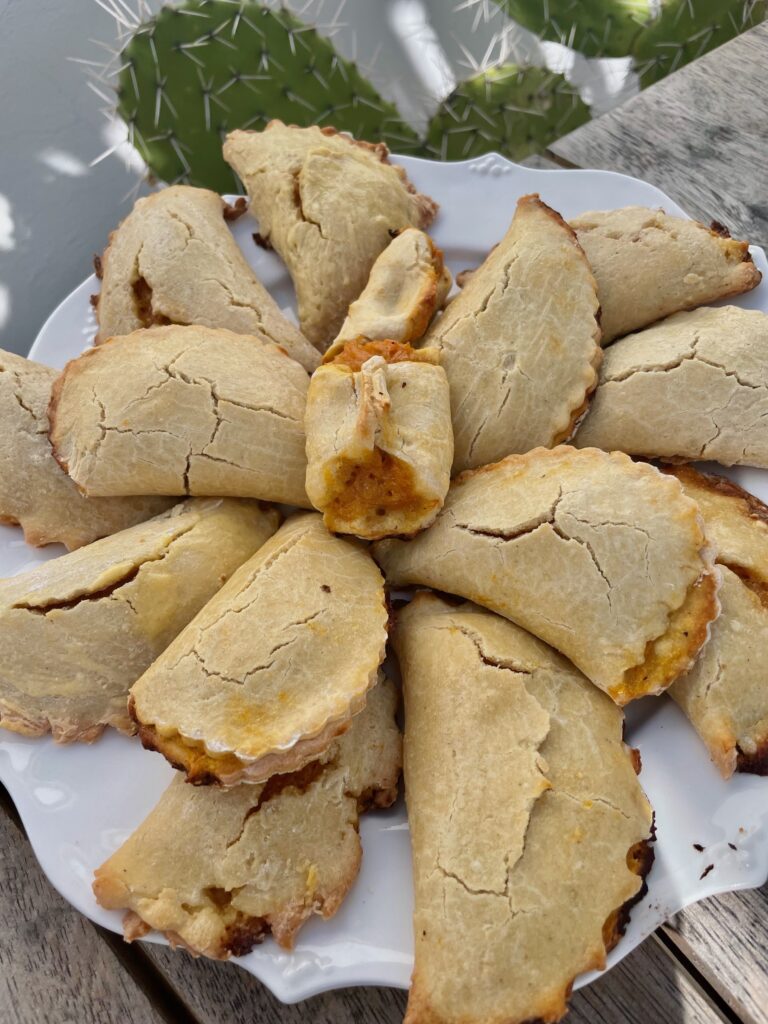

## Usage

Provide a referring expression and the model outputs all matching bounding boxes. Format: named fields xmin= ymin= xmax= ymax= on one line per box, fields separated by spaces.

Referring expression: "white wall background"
xmin=0 ymin=0 xmax=636 ymax=357
xmin=0 ymin=0 xmax=154 ymax=354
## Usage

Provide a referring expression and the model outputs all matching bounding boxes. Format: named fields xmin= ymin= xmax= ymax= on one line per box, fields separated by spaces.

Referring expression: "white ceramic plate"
xmin=2 ymin=154 xmax=768 ymax=1005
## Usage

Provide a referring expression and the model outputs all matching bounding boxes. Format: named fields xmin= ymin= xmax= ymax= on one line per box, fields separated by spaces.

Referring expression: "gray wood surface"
xmin=663 ymin=886 xmax=768 ymax=1024
xmin=0 ymin=806 xmax=164 ymax=1024
xmin=549 ymin=22 xmax=768 ymax=249
xmin=143 ymin=930 xmax=728 ymax=1024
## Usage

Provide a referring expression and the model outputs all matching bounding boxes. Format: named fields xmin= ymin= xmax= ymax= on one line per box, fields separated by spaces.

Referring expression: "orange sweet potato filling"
xmin=331 ymin=339 xmax=422 ymax=372
xmin=610 ymin=571 xmax=719 ymax=705
xmin=327 ymin=448 xmax=420 ymax=521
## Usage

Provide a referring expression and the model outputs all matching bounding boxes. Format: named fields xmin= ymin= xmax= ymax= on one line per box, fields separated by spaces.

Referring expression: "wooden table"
xmin=3 ymin=22 xmax=768 ymax=1024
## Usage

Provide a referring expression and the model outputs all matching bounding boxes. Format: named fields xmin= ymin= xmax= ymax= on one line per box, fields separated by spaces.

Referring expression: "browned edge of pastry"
xmin=612 ymin=568 xmax=719 ymax=705
xmin=661 ymin=463 xmax=768 ymax=527
xmin=736 ymin=738 xmax=768 ymax=776
xmin=707 ymin=218 xmax=761 ymax=278
xmin=129 ymin=694 xmax=354 ymax=787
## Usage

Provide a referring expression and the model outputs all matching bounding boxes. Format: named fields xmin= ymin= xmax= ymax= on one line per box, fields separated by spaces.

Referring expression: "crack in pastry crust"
xmin=571 ymin=206 xmax=760 ymax=344
xmin=395 ymin=595 xmax=654 ymax=1024
xmin=0 ymin=499 xmax=278 ymax=743
xmin=0 ymin=347 xmax=173 ymax=549
xmin=374 ymin=447 xmax=718 ymax=699
xmin=423 ymin=194 xmax=602 ymax=473
xmin=223 ymin=121 xmax=438 ymax=349
xmin=575 ymin=306 xmax=768 ymax=466
xmin=48 ymin=325 xmax=311 ymax=506
xmin=94 ymin=677 xmax=402 ymax=958
xmin=129 ymin=514 xmax=388 ymax=786
xmin=95 ymin=185 xmax=320 ymax=372
xmin=305 ymin=343 xmax=453 ymax=539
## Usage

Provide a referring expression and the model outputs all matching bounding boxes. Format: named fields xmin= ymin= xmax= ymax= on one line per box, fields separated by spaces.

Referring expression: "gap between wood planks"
xmin=0 ymin=782 xmax=203 ymax=1024
xmin=0 ymin=779 xmax=741 ymax=1024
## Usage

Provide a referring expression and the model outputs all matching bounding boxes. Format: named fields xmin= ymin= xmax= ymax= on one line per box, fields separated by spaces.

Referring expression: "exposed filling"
xmin=325 ymin=448 xmax=436 ymax=530
xmin=132 ymin=701 xmax=350 ymax=787
xmin=331 ymin=338 xmax=430 ymax=372
xmin=611 ymin=570 xmax=719 ymax=704
xmin=132 ymin=276 xmax=172 ymax=328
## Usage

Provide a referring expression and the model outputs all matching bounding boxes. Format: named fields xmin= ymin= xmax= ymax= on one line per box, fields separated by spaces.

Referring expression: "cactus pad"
xmin=117 ymin=0 xmax=421 ymax=192
xmin=494 ymin=0 xmax=765 ymax=67
xmin=423 ymin=65 xmax=590 ymax=162
xmin=493 ymin=1 xmax=650 ymax=58
xmin=632 ymin=0 xmax=766 ymax=86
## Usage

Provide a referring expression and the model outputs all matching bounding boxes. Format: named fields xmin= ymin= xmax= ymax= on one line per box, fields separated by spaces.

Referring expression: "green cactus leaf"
xmin=424 ymin=65 xmax=591 ymax=162
xmin=493 ymin=1 xmax=651 ymax=58
xmin=632 ymin=0 xmax=766 ymax=86
xmin=493 ymin=0 xmax=765 ymax=70
xmin=117 ymin=0 xmax=421 ymax=191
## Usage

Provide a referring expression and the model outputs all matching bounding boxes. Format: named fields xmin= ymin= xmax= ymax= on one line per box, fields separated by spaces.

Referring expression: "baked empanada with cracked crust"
xmin=575 ymin=307 xmax=768 ymax=466
xmin=49 ymin=325 xmax=310 ymax=505
xmin=94 ymin=675 xmax=401 ymax=958
xmin=0 ymin=347 xmax=172 ymax=549
xmin=305 ymin=342 xmax=453 ymax=538
xmin=394 ymin=594 xmax=654 ymax=1024
xmin=95 ymin=185 xmax=319 ymax=372
xmin=662 ymin=465 xmax=768 ymax=775
xmin=223 ymin=121 xmax=437 ymax=349
xmin=374 ymin=446 xmax=718 ymax=702
xmin=0 ymin=499 xmax=278 ymax=743
xmin=130 ymin=513 xmax=388 ymax=785
xmin=423 ymin=194 xmax=601 ymax=473
xmin=323 ymin=228 xmax=451 ymax=362
xmin=571 ymin=207 xmax=761 ymax=344
xmin=669 ymin=566 xmax=768 ymax=778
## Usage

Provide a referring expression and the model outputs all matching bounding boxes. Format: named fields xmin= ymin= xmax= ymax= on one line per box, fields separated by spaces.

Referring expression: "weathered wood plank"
xmin=549 ymin=23 xmax=768 ymax=248
xmin=0 ymin=805 xmax=167 ymax=1024
xmin=662 ymin=886 xmax=768 ymax=1024
xmin=142 ymin=931 xmax=727 ymax=1024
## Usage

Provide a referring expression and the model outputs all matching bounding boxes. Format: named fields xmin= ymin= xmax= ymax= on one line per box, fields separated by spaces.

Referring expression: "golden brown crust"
xmin=662 ymin=464 xmax=768 ymax=526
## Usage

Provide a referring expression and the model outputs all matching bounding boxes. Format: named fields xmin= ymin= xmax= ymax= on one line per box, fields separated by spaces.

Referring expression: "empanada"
xmin=423 ymin=194 xmax=601 ymax=473
xmin=571 ymin=207 xmax=761 ymax=343
xmin=662 ymin=465 xmax=768 ymax=597
xmin=94 ymin=675 xmax=401 ymax=958
xmin=0 ymin=347 xmax=172 ymax=549
xmin=323 ymin=228 xmax=451 ymax=362
xmin=0 ymin=499 xmax=278 ymax=743
xmin=395 ymin=594 xmax=654 ymax=1024
xmin=374 ymin=447 xmax=718 ymax=702
xmin=662 ymin=465 xmax=768 ymax=776
xmin=670 ymin=567 xmax=768 ymax=778
xmin=305 ymin=343 xmax=453 ymax=538
xmin=223 ymin=121 xmax=438 ymax=349
xmin=95 ymin=185 xmax=320 ymax=372
xmin=575 ymin=307 xmax=768 ymax=466
xmin=49 ymin=325 xmax=311 ymax=505
xmin=130 ymin=513 xmax=388 ymax=785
